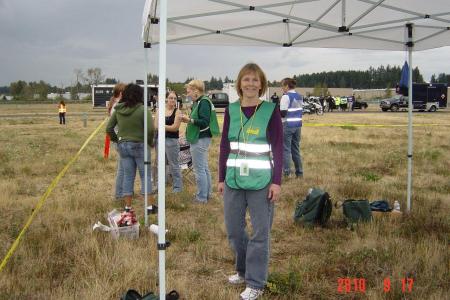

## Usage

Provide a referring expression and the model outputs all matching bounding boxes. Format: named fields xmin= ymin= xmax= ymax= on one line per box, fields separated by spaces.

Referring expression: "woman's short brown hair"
xmin=281 ymin=78 xmax=296 ymax=89
xmin=185 ymin=80 xmax=205 ymax=94
xmin=236 ymin=63 xmax=267 ymax=98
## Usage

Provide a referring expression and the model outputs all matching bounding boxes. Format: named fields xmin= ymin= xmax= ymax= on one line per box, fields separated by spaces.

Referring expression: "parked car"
xmin=352 ymin=100 xmax=368 ymax=110
xmin=209 ymin=92 xmax=229 ymax=108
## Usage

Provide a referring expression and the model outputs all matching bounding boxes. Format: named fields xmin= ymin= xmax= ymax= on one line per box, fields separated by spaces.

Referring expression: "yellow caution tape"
xmin=305 ymin=123 xmax=450 ymax=127
xmin=0 ymin=118 xmax=107 ymax=272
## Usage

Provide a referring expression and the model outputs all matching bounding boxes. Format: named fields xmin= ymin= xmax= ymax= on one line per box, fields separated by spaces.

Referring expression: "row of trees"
xmin=147 ymin=74 xmax=234 ymax=96
xmin=268 ymin=65 xmax=426 ymax=89
xmin=4 ymin=68 xmax=111 ymax=100
xmin=2 ymin=66 xmax=449 ymax=101
xmin=430 ymin=73 xmax=450 ymax=84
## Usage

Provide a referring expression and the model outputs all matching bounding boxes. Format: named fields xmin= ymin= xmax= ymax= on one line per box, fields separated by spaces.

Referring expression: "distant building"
xmin=0 ymin=94 xmax=12 ymax=101
xmin=48 ymin=92 xmax=88 ymax=100
xmin=221 ymin=83 xmax=242 ymax=102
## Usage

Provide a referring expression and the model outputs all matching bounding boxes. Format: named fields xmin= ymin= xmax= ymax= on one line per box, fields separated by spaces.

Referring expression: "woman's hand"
xmin=217 ymin=182 xmax=225 ymax=196
xmin=268 ymin=184 xmax=281 ymax=202
xmin=180 ymin=114 xmax=191 ymax=123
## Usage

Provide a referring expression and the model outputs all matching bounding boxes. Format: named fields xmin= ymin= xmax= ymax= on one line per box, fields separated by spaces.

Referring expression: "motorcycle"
xmin=303 ymin=98 xmax=324 ymax=115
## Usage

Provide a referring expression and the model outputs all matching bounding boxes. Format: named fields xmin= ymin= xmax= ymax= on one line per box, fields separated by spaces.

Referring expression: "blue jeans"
xmin=223 ymin=184 xmax=274 ymax=290
xmin=118 ymin=141 xmax=152 ymax=196
xmin=113 ymin=143 xmax=124 ymax=198
xmin=190 ymin=137 xmax=211 ymax=202
xmin=166 ymin=138 xmax=183 ymax=192
xmin=283 ymin=124 xmax=303 ymax=176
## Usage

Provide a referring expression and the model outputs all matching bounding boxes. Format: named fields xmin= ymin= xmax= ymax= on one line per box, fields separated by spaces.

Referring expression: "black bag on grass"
xmin=369 ymin=200 xmax=392 ymax=212
xmin=293 ymin=188 xmax=332 ymax=227
xmin=342 ymin=199 xmax=372 ymax=223
xmin=121 ymin=289 xmax=179 ymax=300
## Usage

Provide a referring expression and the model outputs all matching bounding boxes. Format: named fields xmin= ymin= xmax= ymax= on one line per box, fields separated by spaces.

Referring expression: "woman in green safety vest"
xmin=217 ymin=63 xmax=283 ymax=300
xmin=180 ymin=80 xmax=219 ymax=203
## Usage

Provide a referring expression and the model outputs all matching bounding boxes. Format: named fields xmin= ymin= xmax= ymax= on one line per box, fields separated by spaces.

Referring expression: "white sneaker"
xmin=240 ymin=287 xmax=263 ymax=300
xmin=228 ymin=273 xmax=245 ymax=285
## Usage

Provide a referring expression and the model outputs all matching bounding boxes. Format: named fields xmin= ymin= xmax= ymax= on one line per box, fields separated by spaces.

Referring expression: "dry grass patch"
xmin=0 ymin=104 xmax=449 ymax=299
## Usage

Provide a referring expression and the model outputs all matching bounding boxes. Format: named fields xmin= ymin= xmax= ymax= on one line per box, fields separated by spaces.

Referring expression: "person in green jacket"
xmin=106 ymin=83 xmax=154 ymax=215
xmin=181 ymin=79 xmax=214 ymax=203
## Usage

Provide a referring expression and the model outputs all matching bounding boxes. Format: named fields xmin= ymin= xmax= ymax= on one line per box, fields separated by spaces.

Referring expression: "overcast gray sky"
xmin=1 ymin=0 xmax=449 ymax=87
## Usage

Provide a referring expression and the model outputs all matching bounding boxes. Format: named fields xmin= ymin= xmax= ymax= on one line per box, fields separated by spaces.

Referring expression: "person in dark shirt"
xmin=270 ymin=92 xmax=280 ymax=106
xmin=157 ymin=91 xmax=183 ymax=192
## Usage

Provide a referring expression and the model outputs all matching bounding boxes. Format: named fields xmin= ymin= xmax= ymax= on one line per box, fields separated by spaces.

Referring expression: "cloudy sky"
xmin=1 ymin=0 xmax=449 ymax=87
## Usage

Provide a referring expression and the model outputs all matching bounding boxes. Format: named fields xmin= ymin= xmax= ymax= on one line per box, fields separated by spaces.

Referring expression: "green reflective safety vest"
xmin=335 ymin=97 xmax=341 ymax=106
xmin=186 ymin=96 xmax=220 ymax=144
xmin=225 ymin=100 xmax=276 ymax=190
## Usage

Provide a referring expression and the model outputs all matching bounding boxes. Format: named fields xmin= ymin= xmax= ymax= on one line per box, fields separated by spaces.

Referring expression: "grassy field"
xmin=0 ymin=103 xmax=449 ymax=299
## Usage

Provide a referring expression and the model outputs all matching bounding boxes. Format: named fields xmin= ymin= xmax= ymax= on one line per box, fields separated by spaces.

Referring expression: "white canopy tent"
xmin=140 ymin=1 xmax=450 ymax=298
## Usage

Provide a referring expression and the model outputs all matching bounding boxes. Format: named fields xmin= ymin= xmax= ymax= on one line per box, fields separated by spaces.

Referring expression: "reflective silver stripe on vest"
xmin=199 ymin=126 xmax=210 ymax=132
xmin=226 ymin=159 xmax=272 ymax=169
xmin=287 ymin=107 xmax=302 ymax=112
xmin=229 ymin=142 xmax=270 ymax=153
xmin=287 ymin=118 xmax=302 ymax=122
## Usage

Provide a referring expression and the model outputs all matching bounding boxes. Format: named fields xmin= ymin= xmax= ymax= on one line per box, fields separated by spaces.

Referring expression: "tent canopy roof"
xmin=142 ymin=0 xmax=450 ymax=51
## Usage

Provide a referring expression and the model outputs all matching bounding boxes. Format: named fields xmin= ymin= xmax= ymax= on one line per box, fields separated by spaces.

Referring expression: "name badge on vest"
xmin=246 ymin=128 xmax=260 ymax=136
xmin=240 ymin=162 xmax=250 ymax=176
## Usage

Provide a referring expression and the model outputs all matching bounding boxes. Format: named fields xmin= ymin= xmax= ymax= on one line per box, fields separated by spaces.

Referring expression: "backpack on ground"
xmin=121 ymin=289 xmax=179 ymax=300
xmin=369 ymin=200 xmax=392 ymax=212
xmin=293 ymin=188 xmax=332 ymax=227
xmin=342 ymin=199 xmax=372 ymax=223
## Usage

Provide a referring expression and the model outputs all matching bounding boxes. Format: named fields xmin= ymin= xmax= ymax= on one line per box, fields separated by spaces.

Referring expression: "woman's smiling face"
xmin=240 ymin=72 xmax=261 ymax=99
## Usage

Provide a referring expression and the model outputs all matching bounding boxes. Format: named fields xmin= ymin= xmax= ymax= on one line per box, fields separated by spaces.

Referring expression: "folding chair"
xmin=178 ymin=137 xmax=195 ymax=185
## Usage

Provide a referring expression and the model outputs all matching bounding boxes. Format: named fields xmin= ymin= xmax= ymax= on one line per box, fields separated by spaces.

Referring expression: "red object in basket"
xmin=104 ymin=134 xmax=110 ymax=159
xmin=117 ymin=210 xmax=137 ymax=227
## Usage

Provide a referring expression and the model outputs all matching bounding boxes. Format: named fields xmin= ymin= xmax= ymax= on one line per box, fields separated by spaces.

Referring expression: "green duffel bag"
xmin=293 ymin=188 xmax=332 ymax=227
xmin=342 ymin=199 xmax=372 ymax=223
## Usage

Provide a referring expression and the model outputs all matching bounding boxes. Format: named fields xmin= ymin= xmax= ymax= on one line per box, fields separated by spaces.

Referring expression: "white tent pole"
xmin=157 ymin=0 xmax=168 ymax=298
xmin=144 ymin=46 xmax=149 ymax=227
xmin=406 ymin=23 xmax=413 ymax=213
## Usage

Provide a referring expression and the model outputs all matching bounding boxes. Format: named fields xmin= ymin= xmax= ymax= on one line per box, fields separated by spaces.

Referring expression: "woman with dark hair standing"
xmin=164 ymin=91 xmax=183 ymax=192
xmin=106 ymin=83 xmax=154 ymax=216
xmin=154 ymin=91 xmax=183 ymax=192
xmin=218 ymin=63 xmax=283 ymax=300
